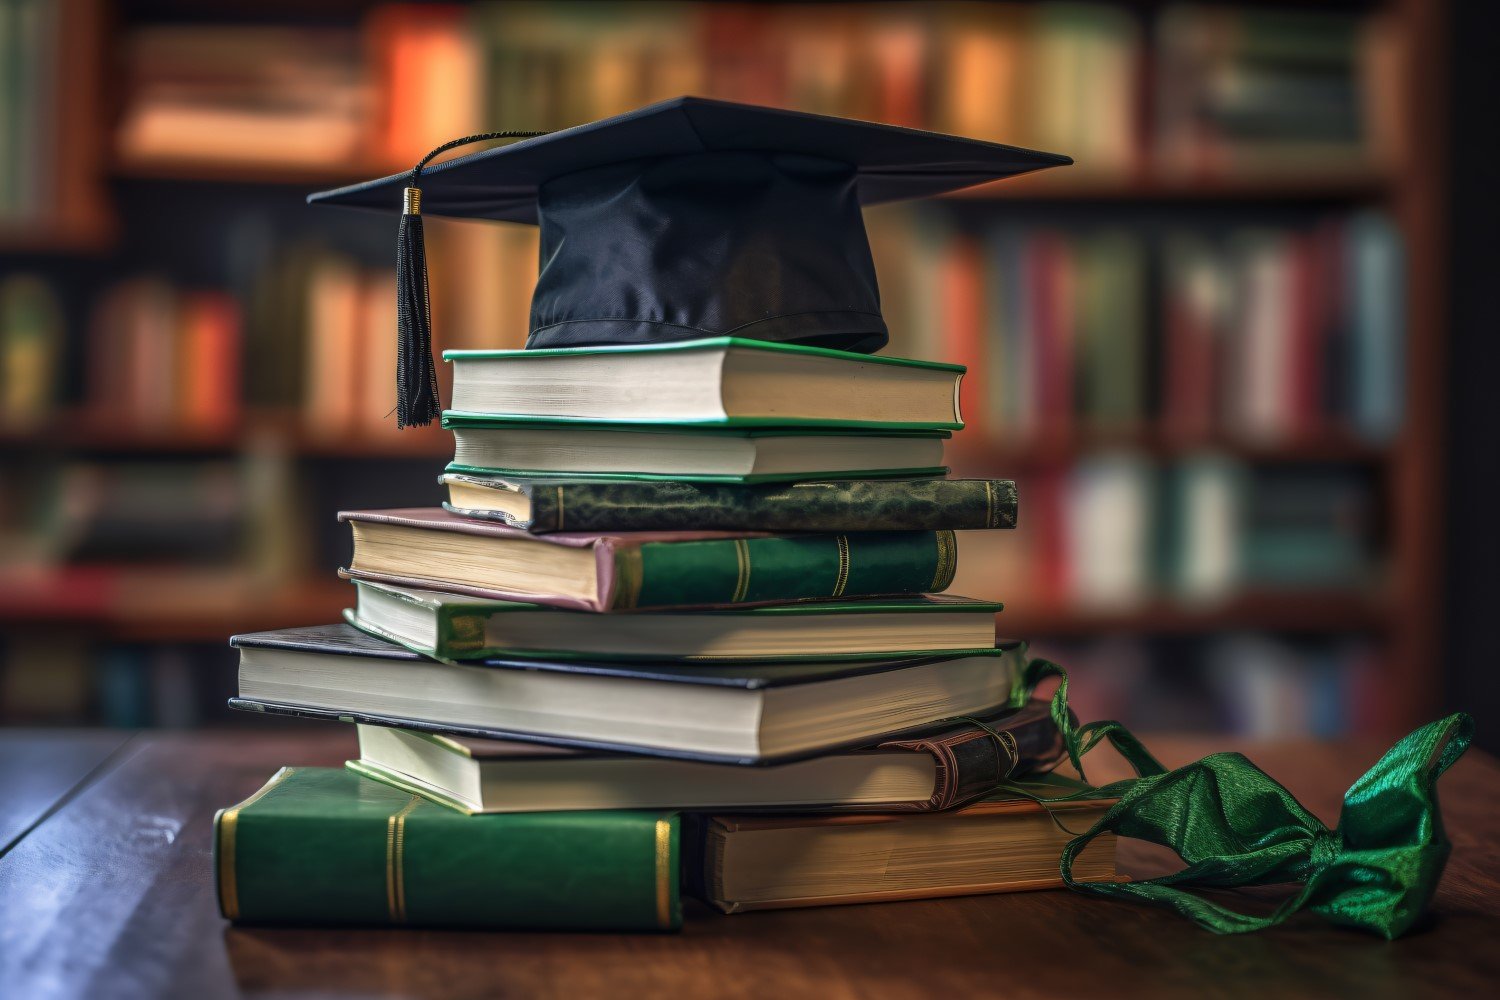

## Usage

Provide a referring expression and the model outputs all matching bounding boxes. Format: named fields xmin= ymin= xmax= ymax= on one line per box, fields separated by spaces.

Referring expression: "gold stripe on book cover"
xmin=216 ymin=766 xmax=298 ymax=921
xmin=832 ymin=535 xmax=850 ymax=597
xmin=614 ymin=548 xmax=644 ymax=609
xmin=931 ymin=530 xmax=958 ymax=591
xmin=655 ymin=819 xmax=674 ymax=930
xmin=385 ymin=795 xmax=422 ymax=922
xmin=731 ymin=538 xmax=751 ymax=603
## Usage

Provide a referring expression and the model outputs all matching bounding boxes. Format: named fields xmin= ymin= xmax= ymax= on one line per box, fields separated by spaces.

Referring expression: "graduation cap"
xmin=309 ymin=96 xmax=1070 ymax=427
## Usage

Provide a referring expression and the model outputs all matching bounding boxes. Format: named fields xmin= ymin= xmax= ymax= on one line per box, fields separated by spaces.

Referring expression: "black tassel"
xmin=395 ymin=186 xmax=440 ymax=428
xmin=391 ymin=130 xmax=549 ymax=429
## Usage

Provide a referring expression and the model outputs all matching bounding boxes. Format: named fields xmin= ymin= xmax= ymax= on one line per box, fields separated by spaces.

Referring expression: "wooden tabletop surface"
xmin=0 ymin=726 xmax=1496 ymax=1000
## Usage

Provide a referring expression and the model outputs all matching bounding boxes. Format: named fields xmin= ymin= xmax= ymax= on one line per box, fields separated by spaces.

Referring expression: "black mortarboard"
xmin=309 ymin=96 xmax=1070 ymax=427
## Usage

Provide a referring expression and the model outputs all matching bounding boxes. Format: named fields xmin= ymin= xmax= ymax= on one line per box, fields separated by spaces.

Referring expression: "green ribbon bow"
xmin=1004 ymin=655 xmax=1473 ymax=938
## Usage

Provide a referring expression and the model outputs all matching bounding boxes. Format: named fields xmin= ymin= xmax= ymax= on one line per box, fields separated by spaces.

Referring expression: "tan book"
xmin=698 ymin=790 xmax=1114 ymax=913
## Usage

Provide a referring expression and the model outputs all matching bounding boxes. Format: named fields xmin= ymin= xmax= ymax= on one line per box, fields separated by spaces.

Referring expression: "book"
xmin=0 ymin=272 xmax=62 ymax=427
xmin=694 ymin=782 xmax=1115 ymax=913
xmin=214 ymin=766 xmax=680 ymax=930
xmin=229 ymin=624 xmax=1023 ymax=764
xmin=442 ymin=417 xmax=949 ymax=483
xmin=349 ymin=697 xmax=1063 ymax=814
xmin=444 ymin=337 xmax=965 ymax=430
xmin=340 ymin=508 xmax=959 ymax=612
xmin=348 ymin=579 xmax=1002 ymax=662
xmin=440 ymin=473 xmax=1016 ymax=533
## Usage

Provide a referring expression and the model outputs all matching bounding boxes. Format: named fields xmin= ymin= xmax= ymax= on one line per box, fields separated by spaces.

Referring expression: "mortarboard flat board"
xmin=309 ymin=96 xmax=1070 ymax=223
xmin=307 ymin=97 xmax=1071 ymax=425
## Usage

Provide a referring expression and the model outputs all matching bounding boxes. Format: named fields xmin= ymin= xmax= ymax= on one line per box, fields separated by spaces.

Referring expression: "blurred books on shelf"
xmin=1154 ymin=4 xmax=1400 ymax=179
xmin=889 ymin=212 xmax=1405 ymax=445
xmin=85 ymin=281 xmax=242 ymax=432
xmin=0 ymin=0 xmax=1443 ymax=743
xmin=0 ymin=273 xmax=63 ymax=429
xmin=949 ymin=453 xmax=1380 ymax=613
xmin=115 ymin=25 xmax=371 ymax=172
xmin=95 ymin=2 xmax=1398 ymax=189
xmin=1035 ymin=633 xmax=1380 ymax=738
xmin=0 ymin=0 xmax=108 ymax=245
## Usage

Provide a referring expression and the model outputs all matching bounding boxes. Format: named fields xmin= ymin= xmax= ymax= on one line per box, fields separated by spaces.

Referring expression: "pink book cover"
xmin=339 ymin=507 xmax=770 ymax=612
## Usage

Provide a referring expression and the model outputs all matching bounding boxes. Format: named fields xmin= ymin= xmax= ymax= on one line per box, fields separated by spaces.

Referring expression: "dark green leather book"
xmin=214 ymin=766 xmax=679 ymax=931
xmin=440 ymin=473 xmax=1017 ymax=534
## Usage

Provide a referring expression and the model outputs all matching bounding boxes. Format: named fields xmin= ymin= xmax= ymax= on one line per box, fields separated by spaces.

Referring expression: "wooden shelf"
xmin=3 ymin=414 xmax=1391 ymax=465
xmin=108 ymin=154 xmax=1393 ymax=205
xmin=0 ymin=568 xmax=1385 ymax=644
xmin=0 ymin=569 xmax=350 ymax=643
xmin=996 ymin=592 xmax=1389 ymax=639
xmin=946 ymin=168 xmax=1394 ymax=203
xmin=0 ymin=218 xmax=115 ymax=254
xmin=947 ymin=429 xmax=1392 ymax=467
xmin=0 ymin=410 xmax=451 ymax=457
xmin=111 ymin=155 xmax=403 ymax=188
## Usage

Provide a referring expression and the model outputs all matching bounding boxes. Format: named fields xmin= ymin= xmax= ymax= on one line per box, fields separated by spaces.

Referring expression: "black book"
xmin=230 ymin=624 xmax=1023 ymax=765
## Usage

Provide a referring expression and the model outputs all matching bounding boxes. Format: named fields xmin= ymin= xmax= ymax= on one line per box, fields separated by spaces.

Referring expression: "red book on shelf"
xmin=865 ymin=17 xmax=927 ymax=129
xmin=700 ymin=6 xmax=788 ymax=107
xmin=177 ymin=292 xmax=242 ymax=430
xmin=1028 ymin=232 xmax=1074 ymax=432
xmin=1163 ymin=291 xmax=1201 ymax=438
xmin=1162 ymin=244 xmax=1219 ymax=440
xmin=1031 ymin=468 xmax=1068 ymax=607
xmin=1286 ymin=233 xmax=1323 ymax=436
xmin=939 ymin=235 xmax=985 ymax=434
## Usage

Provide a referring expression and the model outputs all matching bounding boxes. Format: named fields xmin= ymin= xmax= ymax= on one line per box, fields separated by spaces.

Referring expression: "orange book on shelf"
xmin=935 ymin=4 xmax=1022 ymax=142
xmin=356 ymin=272 xmax=398 ymax=434
xmin=367 ymin=4 xmax=481 ymax=166
xmin=303 ymin=257 xmax=363 ymax=434
xmin=177 ymin=292 xmax=242 ymax=430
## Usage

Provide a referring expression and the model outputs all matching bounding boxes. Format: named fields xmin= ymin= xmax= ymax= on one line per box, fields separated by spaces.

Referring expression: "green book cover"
xmin=345 ymin=581 xmax=1003 ymax=662
xmin=214 ymin=766 xmax=679 ymax=931
xmin=439 ymin=474 xmax=1015 ymax=533
xmin=341 ymin=508 xmax=960 ymax=612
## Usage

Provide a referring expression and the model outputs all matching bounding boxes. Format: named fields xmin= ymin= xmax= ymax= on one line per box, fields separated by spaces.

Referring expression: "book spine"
xmin=215 ymin=768 xmax=680 ymax=931
xmin=508 ymin=480 xmax=1015 ymax=534
xmin=608 ymin=530 xmax=958 ymax=610
xmin=872 ymin=699 xmax=1066 ymax=812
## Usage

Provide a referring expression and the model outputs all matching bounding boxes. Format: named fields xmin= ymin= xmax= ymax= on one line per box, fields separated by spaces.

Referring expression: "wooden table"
xmin=1 ymin=728 xmax=1497 ymax=999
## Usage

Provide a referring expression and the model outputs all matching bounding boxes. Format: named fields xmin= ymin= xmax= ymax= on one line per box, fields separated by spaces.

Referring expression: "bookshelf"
xmin=0 ymin=0 xmax=1450 ymax=739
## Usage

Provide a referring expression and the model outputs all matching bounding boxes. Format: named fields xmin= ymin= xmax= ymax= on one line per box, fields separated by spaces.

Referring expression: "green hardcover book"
xmin=346 ymin=578 xmax=1002 ymax=662
xmin=341 ymin=507 xmax=958 ymax=612
xmin=214 ymin=766 xmax=679 ymax=931
xmin=443 ymin=336 xmax=966 ymax=430
xmin=439 ymin=473 xmax=1016 ymax=533
xmin=440 ymin=415 xmax=950 ymax=484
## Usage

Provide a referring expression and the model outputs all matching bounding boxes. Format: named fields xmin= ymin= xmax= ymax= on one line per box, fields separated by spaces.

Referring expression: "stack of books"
xmin=216 ymin=338 xmax=1115 ymax=930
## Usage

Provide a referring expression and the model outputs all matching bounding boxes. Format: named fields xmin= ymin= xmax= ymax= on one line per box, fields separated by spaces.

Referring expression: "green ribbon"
xmin=1004 ymin=654 xmax=1473 ymax=938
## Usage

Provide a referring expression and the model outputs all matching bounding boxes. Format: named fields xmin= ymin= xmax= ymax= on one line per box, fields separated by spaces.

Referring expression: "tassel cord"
xmin=393 ymin=130 xmax=549 ymax=428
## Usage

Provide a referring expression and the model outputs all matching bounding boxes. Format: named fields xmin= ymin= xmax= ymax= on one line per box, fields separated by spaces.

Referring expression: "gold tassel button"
xmin=403 ymin=187 xmax=422 ymax=215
